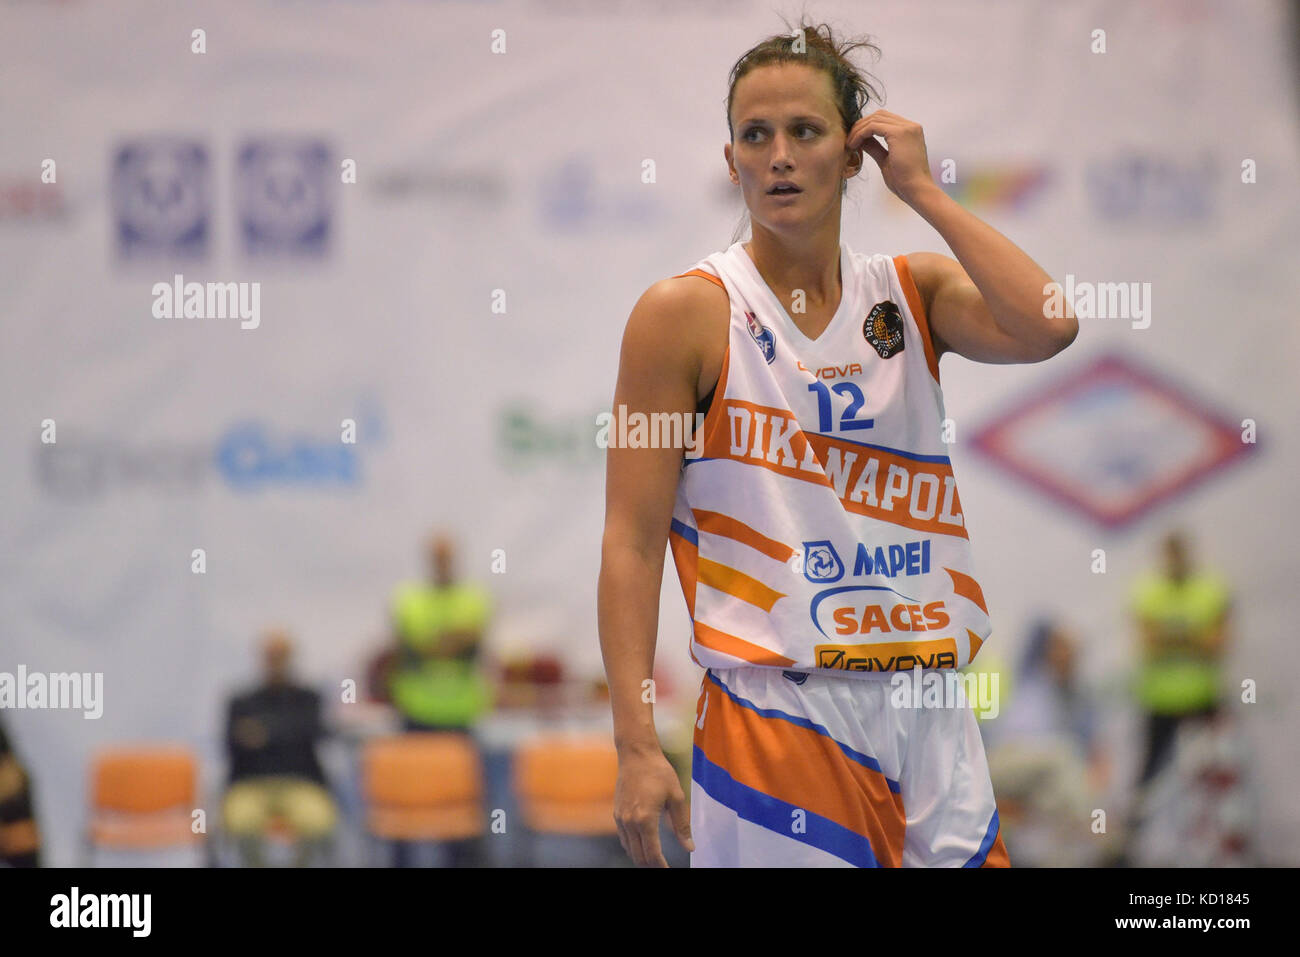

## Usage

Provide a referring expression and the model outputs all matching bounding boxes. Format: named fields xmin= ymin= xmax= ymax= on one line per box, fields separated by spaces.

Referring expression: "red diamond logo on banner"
xmin=969 ymin=352 xmax=1259 ymax=529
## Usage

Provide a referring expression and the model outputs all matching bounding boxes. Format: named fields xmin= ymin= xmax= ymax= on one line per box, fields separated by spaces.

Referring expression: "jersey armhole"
xmin=673 ymin=267 xmax=725 ymax=291
xmin=671 ymin=266 xmax=728 ymax=416
xmin=892 ymin=254 xmax=942 ymax=386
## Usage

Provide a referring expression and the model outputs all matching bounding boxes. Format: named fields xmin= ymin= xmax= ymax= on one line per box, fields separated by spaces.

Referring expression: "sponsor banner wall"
xmin=1 ymin=0 xmax=1297 ymax=863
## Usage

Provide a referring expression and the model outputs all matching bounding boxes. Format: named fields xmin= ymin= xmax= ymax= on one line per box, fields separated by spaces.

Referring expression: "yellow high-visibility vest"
xmin=1131 ymin=572 xmax=1229 ymax=715
xmin=388 ymin=582 xmax=492 ymax=726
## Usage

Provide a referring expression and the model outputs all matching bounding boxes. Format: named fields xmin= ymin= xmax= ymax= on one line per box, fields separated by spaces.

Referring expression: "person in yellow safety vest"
xmin=388 ymin=532 xmax=493 ymax=732
xmin=1129 ymin=530 xmax=1232 ymax=789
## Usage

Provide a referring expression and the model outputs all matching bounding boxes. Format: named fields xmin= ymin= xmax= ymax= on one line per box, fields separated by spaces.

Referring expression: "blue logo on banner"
xmin=537 ymin=156 xmax=660 ymax=231
xmin=802 ymin=540 xmax=844 ymax=583
xmin=237 ymin=138 xmax=332 ymax=257
xmin=112 ymin=139 xmax=210 ymax=259
xmin=1086 ymin=152 xmax=1214 ymax=224
xmin=216 ymin=421 xmax=361 ymax=490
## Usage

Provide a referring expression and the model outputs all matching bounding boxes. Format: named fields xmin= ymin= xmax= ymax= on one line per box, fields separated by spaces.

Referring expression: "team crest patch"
xmin=745 ymin=310 xmax=776 ymax=364
xmin=863 ymin=300 xmax=905 ymax=359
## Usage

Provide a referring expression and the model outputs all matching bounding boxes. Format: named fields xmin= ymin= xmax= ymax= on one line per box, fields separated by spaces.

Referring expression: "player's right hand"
xmin=613 ymin=746 xmax=693 ymax=867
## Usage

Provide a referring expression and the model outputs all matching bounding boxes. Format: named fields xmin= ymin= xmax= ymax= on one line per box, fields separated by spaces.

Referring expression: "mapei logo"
xmin=745 ymin=310 xmax=775 ymax=364
xmin=112 ymin=139 xmax=210 ymax=259
xmin=801 ymin=540 xmax=843 ymax=583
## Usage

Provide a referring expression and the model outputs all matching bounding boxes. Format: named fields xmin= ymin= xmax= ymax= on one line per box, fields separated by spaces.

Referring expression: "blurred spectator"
xmin=0 ymin=715 xmax=40 ymax=867
xmin=387 ymin=532 xmax=493 ymax=733
xmin=981 ymin=619 xmax=1113 ymax=866
xmin=222 ymin=629 xmax=338 ymax=866
xmin=386 ymin=532 xmax=493 ymax=866
xmin=988 ymin=620 xmax=1105 ymax=770
xmin=364 ymin=646 xmax=398 ymax=705
xmin=1124 ymin=530 xmax=1233 ymax=859
xmin=1130 ymin=531 xmax=1232 ymax=784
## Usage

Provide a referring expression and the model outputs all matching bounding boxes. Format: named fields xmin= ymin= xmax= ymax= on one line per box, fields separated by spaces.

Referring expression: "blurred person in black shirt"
xmin=0 ymin=715 xmax=40 ymax=867
xmin=222 ymin=629 xmax=337 ymax=866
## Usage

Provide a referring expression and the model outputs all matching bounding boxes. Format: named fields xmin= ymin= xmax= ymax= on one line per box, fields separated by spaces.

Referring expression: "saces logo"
xmin=831 ymin=601 xmax=951 ymax=636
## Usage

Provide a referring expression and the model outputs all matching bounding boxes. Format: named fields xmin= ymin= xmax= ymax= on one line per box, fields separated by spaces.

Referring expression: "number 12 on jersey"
xmin=808 ymin=380 xmax=874 ymax=432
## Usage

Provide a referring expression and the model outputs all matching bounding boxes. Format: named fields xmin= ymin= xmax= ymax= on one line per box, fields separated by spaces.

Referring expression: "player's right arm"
xmin=598 ymin=276 xmax=714 ymax=867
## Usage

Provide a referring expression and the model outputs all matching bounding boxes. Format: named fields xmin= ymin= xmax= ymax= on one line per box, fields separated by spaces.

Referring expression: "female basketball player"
xmin=597 ymin=21 xmax=1078 ymax=867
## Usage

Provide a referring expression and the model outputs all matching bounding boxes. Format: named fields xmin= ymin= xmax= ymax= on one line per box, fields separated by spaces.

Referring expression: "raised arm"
xmin=598 ymin=275 xmax=720 ymax=866
xmin=847 ymin=109 xmax=1078 ymax=364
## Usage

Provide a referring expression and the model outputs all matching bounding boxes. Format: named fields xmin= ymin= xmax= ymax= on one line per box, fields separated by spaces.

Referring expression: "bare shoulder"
xmin=621 ymin=272 xmax=730 ymax=396
xmin=900 ymin=251 xmax=959 ymax=304
xmin=627 ymin=272 xmax=729 ymax=337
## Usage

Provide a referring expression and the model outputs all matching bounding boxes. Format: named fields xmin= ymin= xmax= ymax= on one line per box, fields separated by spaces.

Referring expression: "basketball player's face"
xmin=726 ymin=63 xmax=859 ymax=229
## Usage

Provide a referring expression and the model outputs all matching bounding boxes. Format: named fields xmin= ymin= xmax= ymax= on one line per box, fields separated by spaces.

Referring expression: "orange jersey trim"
xmin=667 ymin=528 xmax=698 ymax=618
xmin=893 ymin=255 xmax=940 ymax=386
xmin=692 ymin=509 xmax=795 ymax=563
xmin=697 ymin=558 xmax=787 ymax=612
xmin=673 ymin=267 xmax=725 ymax=290
xmin=944 ymin=567 xmax=989 ymax=615
xmin=692 ymin=621 xmax=796 ymax=668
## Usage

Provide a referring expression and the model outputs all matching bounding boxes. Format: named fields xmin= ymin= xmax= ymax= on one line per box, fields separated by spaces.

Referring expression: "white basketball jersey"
xmin=668 ymin=240 xmax=993 ymax=678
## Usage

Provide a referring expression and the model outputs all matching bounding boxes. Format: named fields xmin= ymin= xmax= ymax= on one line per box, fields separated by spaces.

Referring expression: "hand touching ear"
xmin=846 ymin=110 xmax=936 ymax=204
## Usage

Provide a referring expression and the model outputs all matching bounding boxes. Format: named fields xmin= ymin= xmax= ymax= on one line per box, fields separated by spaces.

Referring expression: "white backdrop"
xmin=2 ymin=0 xmax=1298 ymax=865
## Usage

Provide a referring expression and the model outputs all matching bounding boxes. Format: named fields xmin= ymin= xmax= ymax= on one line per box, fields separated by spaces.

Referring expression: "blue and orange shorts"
xmin=690 ymin=666 xmax=1010 ymax=867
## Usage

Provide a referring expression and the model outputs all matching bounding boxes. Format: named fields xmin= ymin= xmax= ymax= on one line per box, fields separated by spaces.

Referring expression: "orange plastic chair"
xmin=513 ymin=736 xmax=619 ymax=836
xmin=86 ymin=747 xmax=201 ymax=860
xmin=361 ymin=733 xmax=485 ymax=842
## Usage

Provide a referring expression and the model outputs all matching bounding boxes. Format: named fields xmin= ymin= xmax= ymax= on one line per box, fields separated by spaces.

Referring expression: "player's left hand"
xmin=846 ymin=110 xmax=935 ymax=205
